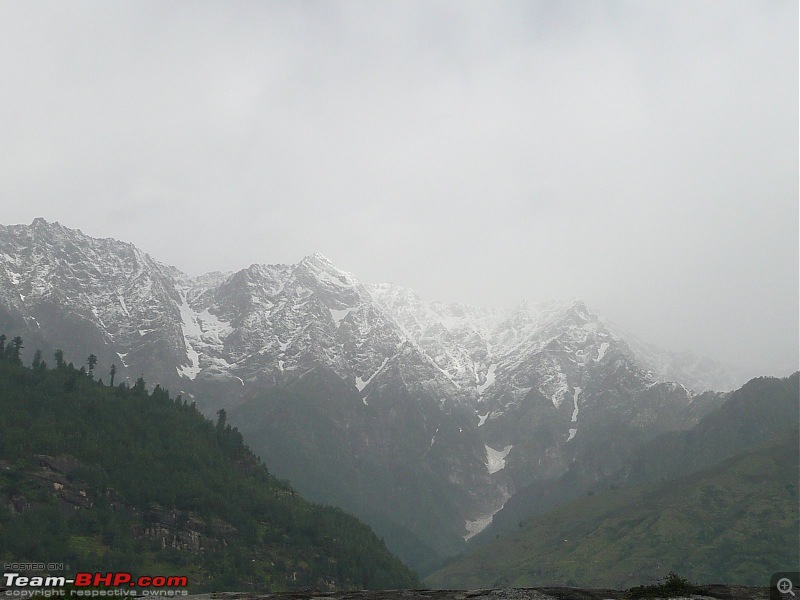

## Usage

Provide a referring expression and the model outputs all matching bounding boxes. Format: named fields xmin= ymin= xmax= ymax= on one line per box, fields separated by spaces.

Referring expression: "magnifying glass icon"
xmin=778 ymin=578 xmax=796 ymax=596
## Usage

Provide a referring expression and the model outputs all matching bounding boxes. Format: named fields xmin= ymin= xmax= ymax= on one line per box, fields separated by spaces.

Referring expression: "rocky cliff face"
xmin=0 ymin=219 xmax=745 ymax=571
xmin=4 ymin=453 xmax=236 ymax=553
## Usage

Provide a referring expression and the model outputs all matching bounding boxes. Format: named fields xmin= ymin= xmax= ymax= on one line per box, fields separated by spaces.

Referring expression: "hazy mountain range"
xmin=0 ymin=219 xmax=774 ymax=574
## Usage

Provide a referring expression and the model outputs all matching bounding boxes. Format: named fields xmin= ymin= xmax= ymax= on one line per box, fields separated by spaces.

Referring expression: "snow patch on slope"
xmin=594 ymin=341 xmax=609 ymax=362
xmin=566 ymin=386 xmax=582 ymax=442
xmin=477 ymin=363 xmax=497 ymax=394
xmin=195 ymin=308 xmax=232 ymax=346
xmin=176 ymin=294 xmax=232 ymax=379
xmin=549 ymin=374 xmax=570 ymax=408
xmin=485 ymin=444 xmax=513 ymax=474
xmin=117 ymin=295 xmax=131 ymax=318
xmin=464 ymin=514 xmax=494 ymax=540
xmin=464 ymin=489 xmax=512 ymax=540
xmin=430 ymin=427 xmax=439 ymax=448
xmin=355 ymin=356 xmax=389 ymax=392
xmin=177 ymin=295 xmax=202 ymax=379
xmin=329 ymin=307 xmax=354 ymax=326
xmin=571 ymin=386 xmax=581 ymax=422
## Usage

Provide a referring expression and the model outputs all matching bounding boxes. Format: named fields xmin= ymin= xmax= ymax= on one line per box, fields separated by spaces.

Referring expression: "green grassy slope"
xmin=0 ymin=345 xmax=419 ymax=591
xmin=477 ymin=374 xmax=799 ymax=546
xmin=426 ymin=429 xmax=799 ymax=589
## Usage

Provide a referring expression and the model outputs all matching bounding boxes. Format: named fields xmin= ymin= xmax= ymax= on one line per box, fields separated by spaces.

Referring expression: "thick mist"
xmin=1 ymin=1 xmax=796 ymax=377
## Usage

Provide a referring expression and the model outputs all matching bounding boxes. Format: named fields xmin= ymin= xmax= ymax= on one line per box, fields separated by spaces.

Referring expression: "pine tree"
xmin=9 ymin=336 xmax=23 ymax=364
xmin=54 ymin=349 xmax=65 ymax=369
xmin=87 ymin=354 xmax=98 ymax=375
xmin=132 ymin=376 xmax=146 ymax=396
xmin=110 ymin=364 xmax=117 ymax=387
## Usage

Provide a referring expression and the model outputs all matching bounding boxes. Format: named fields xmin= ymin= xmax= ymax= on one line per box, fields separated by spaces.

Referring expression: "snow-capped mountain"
xmin=367 ymin=285 xmax=733 ymax=538
xmin=0 ymin=219 xmax=745 ymax=572
xmin=0 ymin=219 xmax=187 ymax=385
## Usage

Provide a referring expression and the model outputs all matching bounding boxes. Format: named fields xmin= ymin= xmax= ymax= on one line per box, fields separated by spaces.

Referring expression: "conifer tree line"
xmin=0 ymin=334 xmax=148 ymax=395
xmin=0 ymin=334 xmax=24 ymax=364
xmin=0 ymin=333 xmax=419 ymax=592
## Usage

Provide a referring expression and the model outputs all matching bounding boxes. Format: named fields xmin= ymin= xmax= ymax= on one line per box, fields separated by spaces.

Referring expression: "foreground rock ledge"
xmin=187 ymin=586 xmax=767 ymax=600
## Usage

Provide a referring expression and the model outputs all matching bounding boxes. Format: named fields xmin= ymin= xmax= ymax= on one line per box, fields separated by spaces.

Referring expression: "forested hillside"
xmin=0 ymin=335 xmax=419 ymax=591
xmin=427 ymin=427 xmax=799 ymax=588
xmin=475 ymin=373 xmax=799 ymax=544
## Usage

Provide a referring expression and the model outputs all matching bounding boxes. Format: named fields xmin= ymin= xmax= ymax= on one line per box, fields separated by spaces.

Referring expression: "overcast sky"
xmin=1 ymin=1 xmax=797 ymax=378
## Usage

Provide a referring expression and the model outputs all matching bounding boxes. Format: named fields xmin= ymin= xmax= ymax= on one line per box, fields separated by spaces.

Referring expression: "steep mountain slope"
xmin=426 ymin=428 xmax=800 ymax=589
xmin=0 ymin=343 xmax=419 ymax=591
xmin=0 ymin=219 xmax=749 ymax=572
xmin=229 ymin=371 xmax=486 ymax=572
xmin=0 ymin=219 xmax=191 ymax=386
xmin=472 ymin=372 xmax=800 ymax=545
xmin=368 ymin=285 xmax=729 ymax=539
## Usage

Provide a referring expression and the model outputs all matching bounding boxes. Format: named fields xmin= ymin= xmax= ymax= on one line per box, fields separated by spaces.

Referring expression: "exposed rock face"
xmin=142 ymin=507 xmax=235 ymax=552
xmin=8 ymin=453 xmax=237 ymax=552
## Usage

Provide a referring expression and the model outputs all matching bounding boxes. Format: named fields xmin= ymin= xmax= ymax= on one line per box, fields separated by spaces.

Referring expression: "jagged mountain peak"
xmin=508 ymin=298 xmax=592 ymax=322
xmin=0 ymin=225 xmax=739 ymax=446
xmin=4 ymin=219 xmax=160 ymax=275
xmin=23 ymin=218 xmax=138 ymax=253
xmin=296 ymin=253 xmax=360 ymax=290
xmin=301 ymin=251 xmax=335 ymax=265
xmin=564 ymin=298 xmax=591 ymax=318
xmin=0 ymin=220 xmax=742 ymax=395
xmin=30 ymin=216 xmax=70 ymax=233
xmin=0 ymin=221 xmax=755 ymax=570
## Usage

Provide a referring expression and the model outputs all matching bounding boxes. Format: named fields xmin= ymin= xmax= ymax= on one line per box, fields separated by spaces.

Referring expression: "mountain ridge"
xmin=0 ymin=218 xmax=757 ymax=572
xmin=1 ymin=219 xmax=745 ymax=394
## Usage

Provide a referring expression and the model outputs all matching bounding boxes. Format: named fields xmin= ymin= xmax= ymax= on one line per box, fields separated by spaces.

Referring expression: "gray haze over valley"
xmin=0 ymin=3 xmax=796 ymax=587
xmin=0 ymin=1 xmax=797 ymax=379
xmin=1 ymin=218 xmax=797 ymax=583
